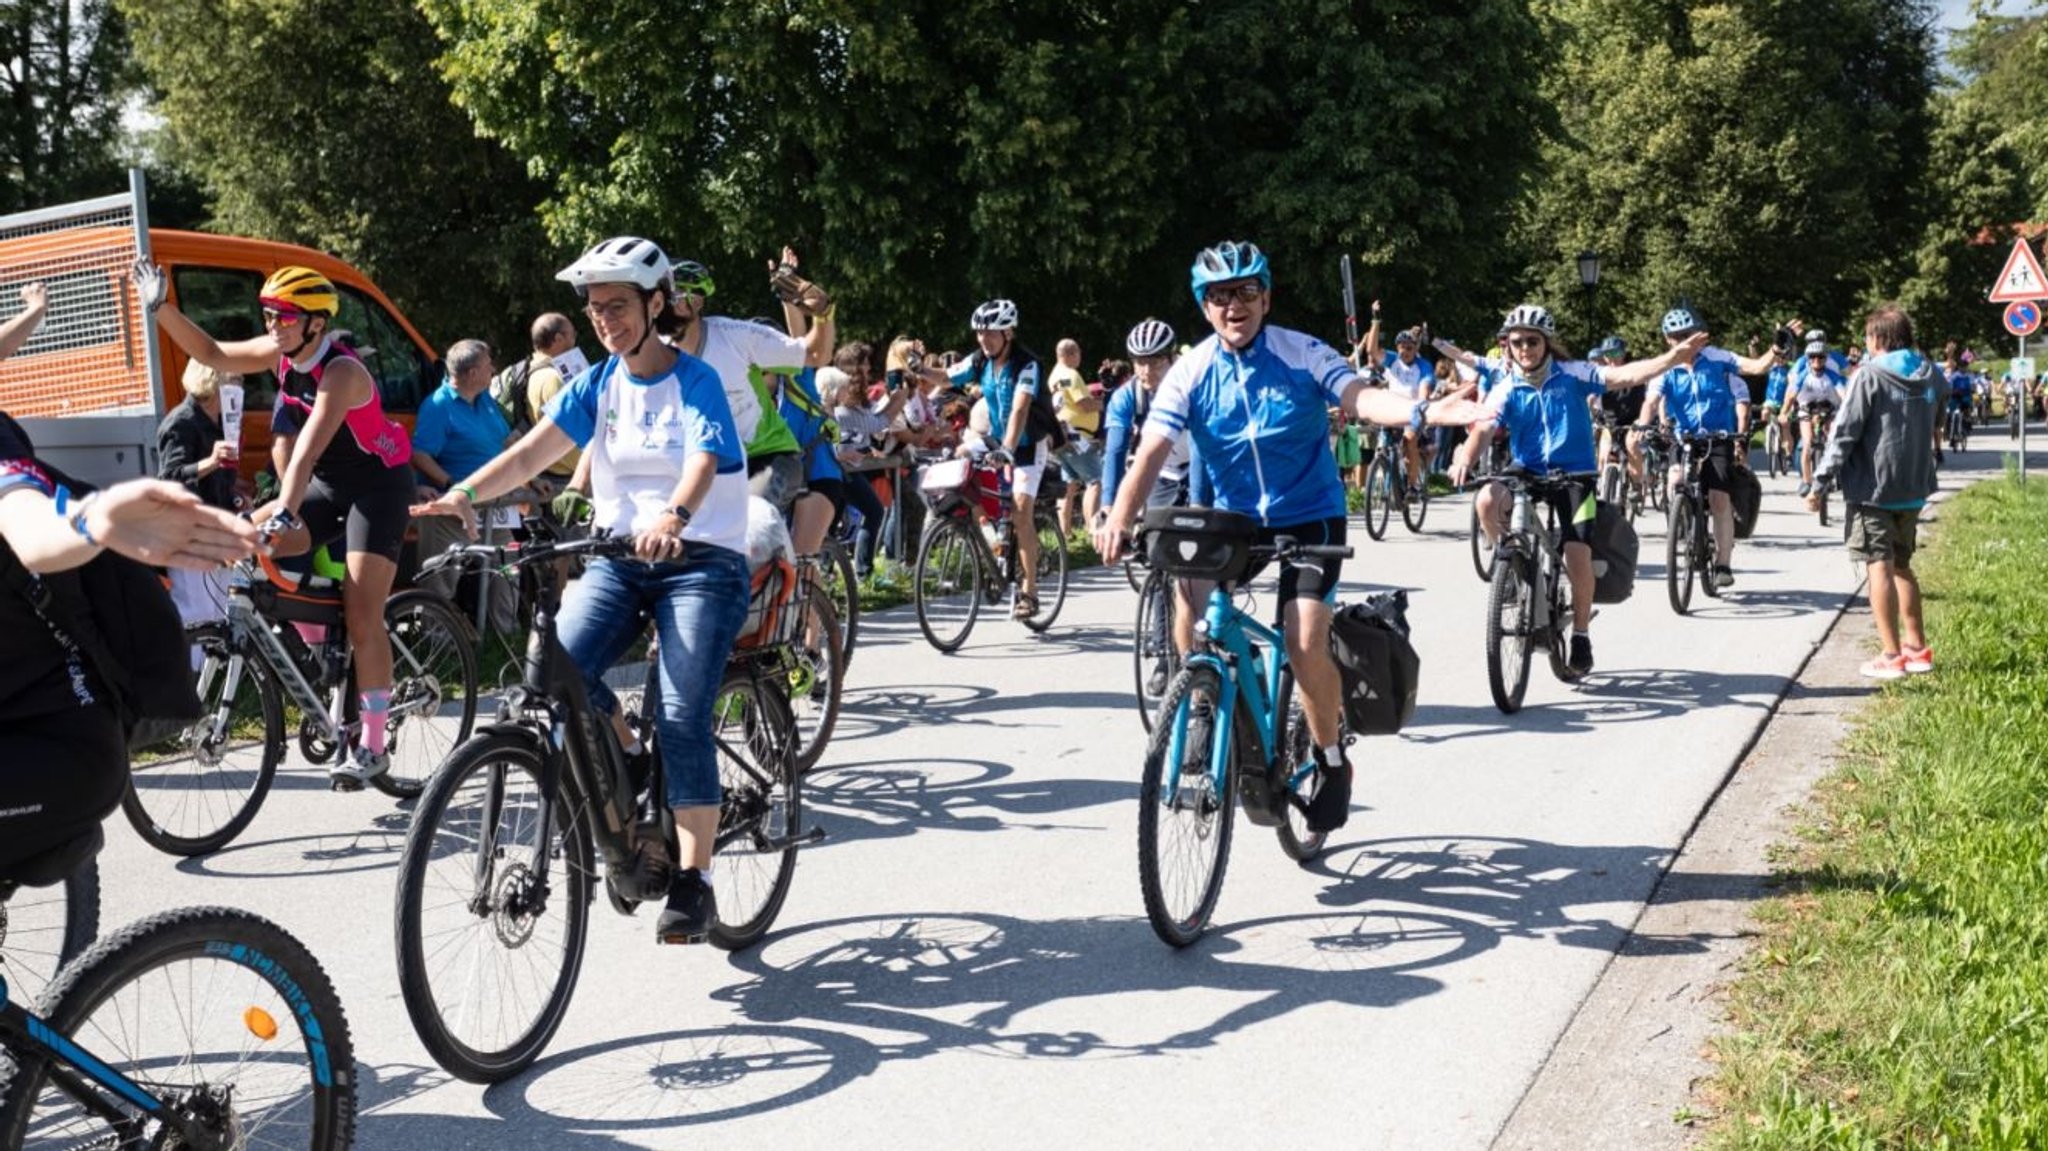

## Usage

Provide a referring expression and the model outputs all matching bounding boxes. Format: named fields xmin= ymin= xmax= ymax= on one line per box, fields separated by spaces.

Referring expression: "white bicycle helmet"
xmin=1501 ymin=303 xmax=1556 ymax=336
xmin=1125 ymin=318 xmax=1175 ymax=358
xmin=970 ymin=298 xmax=1019 ymax=331
xmin=1661 ymin=307 xmax=1702 ymax=336
xmin=557 ymin=236 xmax=673 ymax=296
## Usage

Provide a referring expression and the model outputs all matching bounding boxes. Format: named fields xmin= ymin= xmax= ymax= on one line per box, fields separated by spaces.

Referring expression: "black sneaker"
xmin=1569 ymin=634 xmax=1594 ymax=675
xmin=655 ymin=868 xmax=716 ymax=945
xmin=1303 ymin=755 xmax=1352 ymax=834
xmin=1712 ymin=565 xmax=1735 ymax=590
xmin=1145 ymin=659 xmax=1170 ymax=697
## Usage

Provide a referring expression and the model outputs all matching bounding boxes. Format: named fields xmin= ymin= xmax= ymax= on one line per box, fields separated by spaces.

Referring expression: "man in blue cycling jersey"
xmin=1438 ymin=307 xmax=1706 ymax=673
xmin=1094 ymin=240 xmax=1462 ymax=834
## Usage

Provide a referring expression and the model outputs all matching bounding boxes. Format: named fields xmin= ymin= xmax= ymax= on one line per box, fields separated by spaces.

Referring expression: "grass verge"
xmin=1705 ymin=477 xmax=2048 ymax=1148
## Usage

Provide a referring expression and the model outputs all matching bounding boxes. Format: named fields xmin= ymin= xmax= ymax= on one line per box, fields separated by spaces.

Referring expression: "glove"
xmin=769 ymin=262 xmax=835 ymax=318
xmin=986 ymin=447 xmax=1015 ymax=468
xmin=1772 ymin=325 xmax=1798 ymax=357
xmin=132 ymin=258 xmax=167 ymax=313
xmin=551 ymin=489 xmax=593 ymax=527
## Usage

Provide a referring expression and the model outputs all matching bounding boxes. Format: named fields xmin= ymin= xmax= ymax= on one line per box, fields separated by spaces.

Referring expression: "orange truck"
xmin=0 ymin=171 xmax=440 ymax=488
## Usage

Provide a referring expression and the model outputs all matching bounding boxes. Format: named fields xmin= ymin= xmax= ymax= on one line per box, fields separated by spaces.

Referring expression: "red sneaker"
xmin=1860 ymin=652 xmax=1908 ymax=681
xmin=1902 ymin=645 xmax=1934 ymax=674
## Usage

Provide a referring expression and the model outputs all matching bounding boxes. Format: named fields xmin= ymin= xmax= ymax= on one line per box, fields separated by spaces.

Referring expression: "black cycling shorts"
xmin=0 ymin=705 xmax=126 ymax=882
xmin=1693 ymin=440 xmax=1738 ymax=498
xmin=1243 ymin=516 xmax=1348 ymax=604
xmin=1538 ymin=478 xmax=1599 ymax=547
xmin=807 ymin=476 xmax=847 ymax=519
xmin=302 ymin=468 xmax=414 ymax=563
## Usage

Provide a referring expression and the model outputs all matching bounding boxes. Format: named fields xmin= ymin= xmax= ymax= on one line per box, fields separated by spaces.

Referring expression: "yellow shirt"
xmin=1050 ymin=365 xmax=1100 ymax=435
xmin=525 ymin=353 xmax=580 ymax=477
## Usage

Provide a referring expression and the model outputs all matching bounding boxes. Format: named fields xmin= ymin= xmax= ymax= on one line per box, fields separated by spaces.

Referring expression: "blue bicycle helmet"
xmin=1661 ymin=307 xmax=1702 ymax=336
xmin=1188 ymin=240 xmax=1271 ymax=307
xmin=1592 ymin=335 xmax=1627 ymax=360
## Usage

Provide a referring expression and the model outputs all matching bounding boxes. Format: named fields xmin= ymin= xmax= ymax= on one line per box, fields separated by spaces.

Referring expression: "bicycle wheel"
xmin=1764 ymin=423 xmax=1782 ymax=478
xmin=1123 ymin=556 xmax=1145 ymax=593
xmin=818 ymin=540 xmax=861 ymax=668
xmin=1599 ymin=463 xmax=1623 ymax=507
xmin=1696 ymin=505 xmax=1721 ymax=602
xmin=0 ymin=858 xmax=98 ymax=1006
xmin=914 ymin=518 xmax=982 ymax=653
xmin=1648 ymin=454 xmax=1670 ymax=514
xmin=1137 ymin=664 xmax=1237 ymax=947
xmin=377 ymin=590 xmax=480 ymax=799
xmin=0 ymin=906 xmax=354 ymax=1150
xmin=1401 ymin=467 xmax=1430 ymax=533
xmin=1469 ymin=501 xmax=1497 ymax=582
xmin=1545 ymin=563 xmax=1579 ymax=683
xmin=1486 ymin=551 xmax=1534 ymax=714
xmin=1817 ymin=483 xmax=1831 ymax=528
xmin=709 ymin=668 xmax=801 ymax=951
xmin=1666 ymin=499 xmax=1696 ymax=615
xmin=1022 ymin=511 xmax=1068 ymax=632
xmin=1361 ymin=457 xmax=1393 ymax=541
xmin=1275 ymin=703 xmax=1328 ymax=863
xmin=123 ymin=625 xmax=283 ymax=857
xmin=1132 ymin=566 xmax=1176 ymax=733
xmin=789 ymin=594 xmax=843 ymax=775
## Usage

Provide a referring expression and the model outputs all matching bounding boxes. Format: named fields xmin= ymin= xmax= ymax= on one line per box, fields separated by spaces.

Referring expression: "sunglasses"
xmin=1505 ymin=334 xmax=1547 ymax=350
xmin=1202 ymin=283 xmax=1266 ymax=308
xmin=261 ymin=306 xmax=306 ymax=328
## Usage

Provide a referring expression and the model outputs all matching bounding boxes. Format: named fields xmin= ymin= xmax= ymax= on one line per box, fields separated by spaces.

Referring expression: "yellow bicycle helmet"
xmin=259 ymin=266 xmax=339 ymax=316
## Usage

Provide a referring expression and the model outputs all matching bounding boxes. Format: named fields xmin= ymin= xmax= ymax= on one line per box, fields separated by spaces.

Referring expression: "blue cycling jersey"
xmin=1763 ymin=364 xmax=1789 ymax=407
xmin=1480 ymin=358 xmax=1606 ymax=474
xmin=776 ymin=367 xmax=842 ymax=483
xmin=1143 ymin=326 xmax=1355 ymax=526
xmin=1651 ymin=346 xmax=1747 ymax=435
xmin=949 ymin=351 xmax=1043 ymax=449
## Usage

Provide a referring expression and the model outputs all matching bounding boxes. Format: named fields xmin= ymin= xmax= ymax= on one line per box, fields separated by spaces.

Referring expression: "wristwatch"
xmin=666 ymin=504 xmax=694 ymax=526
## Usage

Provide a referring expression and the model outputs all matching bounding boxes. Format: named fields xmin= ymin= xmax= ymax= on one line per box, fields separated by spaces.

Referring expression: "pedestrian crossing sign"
xmin=1988 ymin=237 xmax=2048 ymax=303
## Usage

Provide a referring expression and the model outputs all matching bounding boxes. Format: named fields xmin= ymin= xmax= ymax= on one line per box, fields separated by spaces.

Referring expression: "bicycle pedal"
xmin=656 ymin=927 xmax=709 ymax=946
xmin=329 ymin=776 xmax=365 ymax=794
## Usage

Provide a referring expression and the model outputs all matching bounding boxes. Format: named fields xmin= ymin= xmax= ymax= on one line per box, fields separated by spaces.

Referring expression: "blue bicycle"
xmin=1134 ymin=508 xmax=1353 ymax=947
xmin=0 ymin=828 xmax=354 ymax=1149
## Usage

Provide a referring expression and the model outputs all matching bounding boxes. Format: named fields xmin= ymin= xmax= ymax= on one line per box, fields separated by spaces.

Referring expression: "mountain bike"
xmin=1134 ymin=510 xmax=1352 ymax=947
xmin=1762 ymin=409 xmax=1793 ymax=479
xmin=1130 ymin=552 xmax=1184 ymax=733
xmin=1802 ymin=402 xmax=1837 ymax=527
xmin=1360 ymin=427 xmax=1427 ymax=540
xmin=1665 ymin=433 xmax=1736 ymax=615
xmin=1594 ymin=412 xmax=1646 ymax=522
xmin=912 ymin=456 xmax=1068 ymax=652
xmin=1638 ymin=425 xmax=1672 ymax=516
xmin=121 ymin=546 xmax=479 ymax=858
xmin=0 ymin=833 xmax=99 ymax=1010
xmin=1466 ymin=431 xmax=1509 ymax=582
xmin=1483 ymin=470 xmax=1589 ymax=714
xmin=1945 ymin=402 xmax=1971 ymax=453
xmin=0 ymin=871 xmax=354 ymax=1150
xmin=393 ymin=534 xmax=818 ymax=1084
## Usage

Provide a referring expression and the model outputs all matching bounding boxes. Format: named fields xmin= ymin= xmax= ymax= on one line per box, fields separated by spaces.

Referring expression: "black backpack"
xmin=1328 ymin=590 xmax=1422 ymax=735
xmin=492 ymin=355 xmax=538 ymax=434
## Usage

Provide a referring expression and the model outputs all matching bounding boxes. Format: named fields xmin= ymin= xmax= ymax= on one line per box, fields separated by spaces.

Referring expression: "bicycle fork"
xmin=1164 ymin=655 xmax=1238 ymax=814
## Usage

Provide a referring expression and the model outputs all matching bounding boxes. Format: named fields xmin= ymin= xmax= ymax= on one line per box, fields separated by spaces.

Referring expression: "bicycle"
xmin=1360 ymin=426 xmax=1428 ymax=540
xmin=1945 ymin=402 xmax=1971 ymax=453
xmin=120 ymin=544 xmax=480 ymax=858
xmin=1638 ymin=425 xmax=1672 ymax=516
xmin=1129 ymin=551 xmax=1183 ymax=733
xmin=1762 ymin=409 xmax=1794 ymax=479
xmin=1665 ymin=433 xmax=1736 ymax=615
xmin=1134 ymin=509 xmax=1353 ymax=947
xmin=1593 ymin=412 xmax=1647 ymax=522
xmin=1802 ymin=402 xmax=1837 ymax=527
xmin=0 ymin=833 xmax=99 ymax=1009
xmin=1482 ymin=470 xmax=1589 ymax=713
xmin=393 ymin=534 xmax=819 ymax=1084
xmin=0 ymin=839 xmax=355 ymax=1151
xmin=1466 ymin=431 xmax=1510 ymax=582
xmin=911 ymin=455 xmax=1069 ymax=652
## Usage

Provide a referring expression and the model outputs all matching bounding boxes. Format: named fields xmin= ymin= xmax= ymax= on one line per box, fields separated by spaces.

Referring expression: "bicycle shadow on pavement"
xmin=802 ymin=756 xmax=1134 ymax=847
xmin=171 ymin=806 xmax=412 ymax=879
xmin=831 ymin=682 xmax=1128 ymax=745
xmin=1398 ymin=667 xmax=1784 ymax=744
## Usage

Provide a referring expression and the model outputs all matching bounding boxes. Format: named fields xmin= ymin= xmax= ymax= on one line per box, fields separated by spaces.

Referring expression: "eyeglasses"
xmin=1505 ymin=334 xmax=1546 ymax=350
xmin=1202 ymin=283 xmax=1266 ymax=308
xmin=583 ymin=298 xmax=639 ymax=324
xmin=261 ymin=307 xmax=305 ymax=328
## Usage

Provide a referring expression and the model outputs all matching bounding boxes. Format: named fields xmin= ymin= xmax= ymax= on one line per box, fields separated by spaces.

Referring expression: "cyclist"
xmin=1759 ymin=353 xmax=1793 ymax=468
xmin=1364 ymin=322 xmax=1434 ymax=496
xmin=1441 ymin=306 xmax=1704 ymax=673
xmin=1639 ymin=307 xmax=1777 ymax=591
xmin=1791 ymin=339 xmax=1848 ymax=497
xmin=1590 ymin=335 xmax=1649 ymax=489
xmin=1944 ymin=357 xmax=1977 ymax=445
xmin=1101 ymin=318 xmax=1200 ymax=696
xmin=918 ymin=299 xmax=1056 ymax=620
xmin=137 ymin=260 xmax=417 ymax=789
xmin=1094 ymin=240 xmax=1457 ymax=834
xmin=413 ymin=235 xmax=752 ymax=946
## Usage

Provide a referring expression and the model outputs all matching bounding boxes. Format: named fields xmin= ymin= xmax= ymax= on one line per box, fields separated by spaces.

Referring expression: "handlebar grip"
xmin=1301 ymin=545 xmax=1355 ymax=560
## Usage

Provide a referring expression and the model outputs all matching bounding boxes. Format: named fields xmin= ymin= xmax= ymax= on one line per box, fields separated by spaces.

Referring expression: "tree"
xmin=116 ymin=0 xmax=558 ymax=351
xmin=0 ymin=0 xmax=138 ymax=213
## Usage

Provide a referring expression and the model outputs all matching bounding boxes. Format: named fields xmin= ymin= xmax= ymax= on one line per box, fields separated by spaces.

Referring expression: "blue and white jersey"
xmin=1101 ymin=380 xmax=1189 ymax=507
xmin=1763 ymin=364 xmax=1790 ymax=407
xmin=1480 ymin=359 xmax=1606 ymax=474
xmin=948 ymin=352 xmax=1043 ymax=449
xmin=1789 ymin=350 xmax=1849 ymax=390
xmin=1472 ymin=359 xmax=1510 ymax=400
xmin=1792 ymin=365 xmax=1848 ymax=407
xmin=1648 ymin=346 xmax=1747 ymax=436
xmin=1947 ymin=369 xmax=1977 ymax=401
xmin=1142 ymin=326 xmax=1355 ymax=526
xmin=1380 ymin=349 xmax=1432 ymax=400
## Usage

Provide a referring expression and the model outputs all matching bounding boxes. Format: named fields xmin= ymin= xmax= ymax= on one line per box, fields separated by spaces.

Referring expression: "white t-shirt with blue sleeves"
xmin=1380 ymin=349 xmax=1431 ymax=400
xmin=1142 ymin=326 xmax=1355 ymax=526
xmin=546 ymin=352 xmax=750 ymax=555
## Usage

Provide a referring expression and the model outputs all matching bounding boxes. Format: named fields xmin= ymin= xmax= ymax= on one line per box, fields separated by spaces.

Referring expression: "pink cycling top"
xmin=270 ymin=336 xmax=412 ymax=485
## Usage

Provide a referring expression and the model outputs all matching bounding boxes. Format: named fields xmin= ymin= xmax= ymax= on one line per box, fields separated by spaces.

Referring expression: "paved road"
xmin=85 ymin=440 xmax=2011 ymax=1148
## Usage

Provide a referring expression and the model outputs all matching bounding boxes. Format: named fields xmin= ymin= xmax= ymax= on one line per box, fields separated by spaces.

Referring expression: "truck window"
xmin=170 ymin=267 xmax=280 ymax=410
xmin=335 ymin=287 xmax=433 ymax=413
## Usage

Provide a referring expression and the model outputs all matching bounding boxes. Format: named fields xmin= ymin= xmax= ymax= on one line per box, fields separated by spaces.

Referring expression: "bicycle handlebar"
xmin=419 ymin=532 xmax=638 ymax=576
xmin=1261 ymin=536 xmax=1354 ymax=562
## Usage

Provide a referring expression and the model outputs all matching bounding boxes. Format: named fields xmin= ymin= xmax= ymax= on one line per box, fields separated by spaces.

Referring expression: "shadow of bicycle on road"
xmin=802 ymin=756 xmax=1134 ymax=848
xmin=172 ymin=806 xmax=411 ymax=879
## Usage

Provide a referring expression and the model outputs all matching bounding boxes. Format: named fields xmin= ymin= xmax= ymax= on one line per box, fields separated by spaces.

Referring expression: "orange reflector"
xmin=244 ymin=1006 xmax=279 ymax=1041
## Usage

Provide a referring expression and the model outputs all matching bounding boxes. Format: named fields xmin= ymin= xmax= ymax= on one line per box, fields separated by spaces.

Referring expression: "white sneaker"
xmin=331 ymin=746 xmax=390 ymax=792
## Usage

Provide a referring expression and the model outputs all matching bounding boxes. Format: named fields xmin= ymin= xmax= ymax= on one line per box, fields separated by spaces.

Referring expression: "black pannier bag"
xmin=1142 ymin=505 xmax=1258 ymax=583
xmin=1328 ymin=589 xmax=1421 ymax=735
xmin=1590 ymin=501 xmax=1639 ymax=605
xmin=1731 ymin=467 xmax=1763 ymax=540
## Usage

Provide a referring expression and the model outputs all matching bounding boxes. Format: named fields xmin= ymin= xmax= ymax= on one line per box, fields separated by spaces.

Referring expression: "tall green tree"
xmin=1518 ymin=0 xmax=1939 ymax=352
xmin=0 ymin=0 xmax=137 ymax=212
xmin=116 ymin=0 xmax=558 ymax=351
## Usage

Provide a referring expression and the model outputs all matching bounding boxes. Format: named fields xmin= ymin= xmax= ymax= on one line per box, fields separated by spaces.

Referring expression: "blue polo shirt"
xmin=411 ymin=380 xmax=511 ymax=484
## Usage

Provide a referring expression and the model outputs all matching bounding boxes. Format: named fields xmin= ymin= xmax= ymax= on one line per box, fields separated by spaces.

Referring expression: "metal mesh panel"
xmin=0 ymin=198 xmax=150 ymax=418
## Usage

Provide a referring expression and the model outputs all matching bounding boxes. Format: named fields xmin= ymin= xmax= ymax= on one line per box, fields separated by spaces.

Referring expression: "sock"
xmin=1318 ymin=744 xmax=1344 ymax=769
xmin=1573 ymin=629 xmax=1590 ymax=641
xmin=360 ymin=689 xmax=390 ymax=756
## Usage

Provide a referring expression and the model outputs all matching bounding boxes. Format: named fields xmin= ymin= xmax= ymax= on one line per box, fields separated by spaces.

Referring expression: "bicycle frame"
xmin=201 ymin=575 xmax=352 ymax=762
xmin=1164 ymin=588 xmax=1292 ymax=805
xmin=1504 ymin=486 xmax=1565 ymax=635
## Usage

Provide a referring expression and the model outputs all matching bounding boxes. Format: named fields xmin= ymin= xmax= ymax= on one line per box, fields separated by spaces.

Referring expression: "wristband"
xmin=452 ymin=483 xmax=479 ymax=502
xmin=55 ymin=486 xmax=98 ymax=546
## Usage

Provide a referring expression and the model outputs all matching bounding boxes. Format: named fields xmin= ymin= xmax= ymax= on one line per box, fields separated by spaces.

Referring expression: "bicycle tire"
xmin=122 ymin=624 xmax=283 ymax=858
xmin=1137 ymin=664 xmax=1237 ymax=947
xmin=1275 ymin=703 xmax=1327 ymax=863
xmin=1817 ymin=484 xmax=1831 ymax=528
xmin=1132 ymin=566 xmax=1176 ymax=734
xmin=1764 ymin=423 xmax=1781 ymax=478
xmin=1599 ymin=463 xmax=1623 ymax=508
xmin=1544 ymin=558 xmax=1579 ymax=684
xmin=914 ymin=518 xmax=982 ymax=653
xmin=709 ymin=668 xmax=801 ymax=951
xmin=1486 ymin=550 xmax=1533 ymax=714
xmin=1123 ymin=556 xmax=1145 ymax=593
xmin=394 ymin=729 xmax=593 ymax=1084
xmin=1362 ymin=457 xmax=1392 ymax=541
xmin=790 ymin=594 xmax=843 ymax=776
xmin=1469 ymin=501 xmax=1496 ymax=582
xmin=376 ymin=590 xmax=480 ymax=799
xmin=1401 ymin=468 xmax=1430 ymax=533
xmin=0 ymin=906 xmax=355 ymax=1150
xmin=1647 ymin=453 xmax=1670 ymax=514
xmin=0 ymin=857 xmax=99 ymax=1007
xmin=1021 ymin=510 xmax=1068 ymax=632
xmin=819 ymin=540 xmax=861 ymax=668
xmin=1696 ymin=505 xmax=1721 ymax=601
xmin=1667 ymin=499 xmax=1696 ymax=615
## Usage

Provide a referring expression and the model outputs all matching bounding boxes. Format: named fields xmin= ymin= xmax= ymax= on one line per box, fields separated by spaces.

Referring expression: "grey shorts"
xmin=1844 ymin=503 xmax=1920 ymax=569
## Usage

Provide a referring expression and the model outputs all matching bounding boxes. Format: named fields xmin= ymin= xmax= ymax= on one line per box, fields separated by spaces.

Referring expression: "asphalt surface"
xmin=76 ymin=436 xmax=2016 ymax=1148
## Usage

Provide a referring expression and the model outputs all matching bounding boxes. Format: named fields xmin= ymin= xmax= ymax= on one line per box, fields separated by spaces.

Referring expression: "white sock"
xmin=1573 ymin=629 xmax=1590 ymax=640
xmin=1318 ymin=744 xmax=1344 ymax=768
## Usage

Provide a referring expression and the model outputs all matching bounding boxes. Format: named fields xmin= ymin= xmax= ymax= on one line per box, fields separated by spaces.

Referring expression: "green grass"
xmin=1705 ymin=477 xmax=2048 ymax=1149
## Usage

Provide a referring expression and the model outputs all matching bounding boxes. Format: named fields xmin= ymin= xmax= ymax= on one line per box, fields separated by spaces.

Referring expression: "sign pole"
xmin=2021 ymin=334 xmax=2028 ymax=485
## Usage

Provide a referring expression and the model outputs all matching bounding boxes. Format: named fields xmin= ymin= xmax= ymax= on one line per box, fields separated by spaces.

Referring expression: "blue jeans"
xmin=556 ymin=545 xmax=750 ymax=809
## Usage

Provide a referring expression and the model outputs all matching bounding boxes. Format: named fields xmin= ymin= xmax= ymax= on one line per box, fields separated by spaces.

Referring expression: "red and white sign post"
xmin=1989 ymin=237 xmax=2048 ymax=481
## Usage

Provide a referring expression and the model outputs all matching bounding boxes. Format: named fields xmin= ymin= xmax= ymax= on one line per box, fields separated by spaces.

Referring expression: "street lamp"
xmin=1576 ymin=250 xmax=1601 ymax=349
